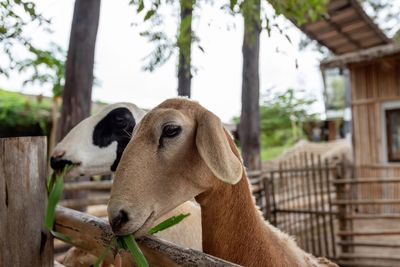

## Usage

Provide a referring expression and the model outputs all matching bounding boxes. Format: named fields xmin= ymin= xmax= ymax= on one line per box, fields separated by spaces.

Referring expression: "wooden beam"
xmin=337 ymin=260 xmax=397 ymax=267
xmin=331 ymin=177 xmax=400 ymax=184
xmin=55 ymin=206 xmax=240 ymax=266
xmin=344 ymin=214 xmax=400 ymax=220
xmin=63 ymin=180 xmax=112 ymax=191
xmin=338 ymin=231 xmax=400 ymax=236
xmin=327 ymin=0 xmax=350 ymax=13
xmin=340 ymin=253 xmax=400 ymax=261
xmin=338 ymin=241 xmax=400 ymax=248
xmin=59 ymin=195 xmax=109 ymax=208
xmin=321 ymin=44 xmax=400 ymax=69
xmin=333 ymin=199 xmax=400 ymax=205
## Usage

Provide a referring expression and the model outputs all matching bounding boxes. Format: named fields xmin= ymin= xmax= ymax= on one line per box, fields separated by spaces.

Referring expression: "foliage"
xmin=131 ymin=0 xmax=328 ymax=74
xmin=234 ymin=88 xmax=317 ymax=148
xmin=361 ymin=0 xmax=400 ymax=36
xmin=0 ymin=0 xmax=66 ymax=96
xmin=259 ymin=88 xmax=317 ymax=147
xmin=129 ymin=0 xmax=199 ymax=73
xmin=325 ymin=73 xmax=345 ymax=110
xmin=17 ymin=43 xmax=66 ymax=97
xmin=260 ymin=144 xmax=289 ymax=161
xmin=0 ymin=89 xmax=51 ymax=128
xmin=0 ymin=0 xmax=49 ymax=76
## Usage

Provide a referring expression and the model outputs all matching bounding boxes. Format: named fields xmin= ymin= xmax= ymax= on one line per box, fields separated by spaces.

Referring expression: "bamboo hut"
xmin=292 ymin=0 xmax=400 ymax=211
xmin=321 ymin=44 xmax=400 ymax=180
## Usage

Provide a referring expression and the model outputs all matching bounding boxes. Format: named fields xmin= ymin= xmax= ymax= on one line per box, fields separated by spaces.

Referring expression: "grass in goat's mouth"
xmin=45 ymin=165 xmax=190 ymax=267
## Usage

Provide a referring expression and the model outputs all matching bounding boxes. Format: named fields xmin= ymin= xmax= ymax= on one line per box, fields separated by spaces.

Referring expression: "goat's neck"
xmin=195 ymin=172 xmax=307 ymax=267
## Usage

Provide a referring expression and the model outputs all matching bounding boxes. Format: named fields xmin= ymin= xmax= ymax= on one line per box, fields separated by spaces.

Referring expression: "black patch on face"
xmin=92 ymin=107 xmax=136 ymax=171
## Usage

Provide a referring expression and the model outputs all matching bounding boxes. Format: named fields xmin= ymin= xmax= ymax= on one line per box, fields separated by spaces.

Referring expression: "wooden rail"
xmin=344 ymin=214 xmax=400 ymax=220
xmin=338 ymin=231 xmax=400 ymax=236
xmin=63 ymin=180 xmax=112 ymax=191
xmin=339 ymin=253 xmax=400 ymax=261
xmin=337 ymin=241 xmax=400 ymax=248
xmin=331 ymin=177 xmax=400 ymax=184
xmin=333 ymin=199 xmax=400 ymax=205
xmin=55 ymin=206 xmax=240 ymax=266
xmin=60 ymin=195 xmax=109 ymax=208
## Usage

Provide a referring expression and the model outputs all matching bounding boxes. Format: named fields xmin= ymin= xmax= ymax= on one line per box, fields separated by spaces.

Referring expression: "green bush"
xmin=0 ymin=89 xmax=51 ymax=128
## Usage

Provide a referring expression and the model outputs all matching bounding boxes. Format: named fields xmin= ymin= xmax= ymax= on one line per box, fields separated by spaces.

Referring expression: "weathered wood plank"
xmin=63 ymin=180 xmax=112 ymax=191
xmin=59 ymin=195 xmax=109 ymax=208
xmin=0 ymin=137 xmax=53 ymax=266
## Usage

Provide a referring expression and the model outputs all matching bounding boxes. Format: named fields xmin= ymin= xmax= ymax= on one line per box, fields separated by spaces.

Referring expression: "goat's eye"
xmin=115 ymin=116 xmax=127 ymax=127
xmin=161 ymin=125 xmax=182 ymax=139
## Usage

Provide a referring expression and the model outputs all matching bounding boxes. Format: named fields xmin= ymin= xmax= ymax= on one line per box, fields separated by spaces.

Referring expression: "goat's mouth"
xmin=116 ymin=211 xmax=155 ymax=237
xmin=53 ymin=162 xmax=82 ymax=178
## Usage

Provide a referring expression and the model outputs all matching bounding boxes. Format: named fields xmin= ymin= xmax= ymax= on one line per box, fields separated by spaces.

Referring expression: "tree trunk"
xmin=177 ymin=0 xmax=194 ymax=97
xmin=57 ymin=0 xmax=101 ymax=209
xmin=239 ymin=0 xmax=261 ymax=171
xmin=58 ymin=0 xmax=101 ymax=140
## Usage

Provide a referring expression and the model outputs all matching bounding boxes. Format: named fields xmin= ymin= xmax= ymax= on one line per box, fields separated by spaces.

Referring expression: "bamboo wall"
xmin=349 ymin=55 xmax=400 ymax=212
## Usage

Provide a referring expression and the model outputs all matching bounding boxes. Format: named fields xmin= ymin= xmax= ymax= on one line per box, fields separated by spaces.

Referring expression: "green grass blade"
xmin=93 ymin=246 xmax=112 ymax=267
xmin=121 ymin=235 xmax=149 ymax=267
xmin=44 ymin=175 xmax=64 ymax=230
xmin=148 ymin=213 xmax=190 ymax=235
xmin=47 ymin=173 xmax=56 ymax=193
xmin=50 ymin=230 xmax=71 ymax=242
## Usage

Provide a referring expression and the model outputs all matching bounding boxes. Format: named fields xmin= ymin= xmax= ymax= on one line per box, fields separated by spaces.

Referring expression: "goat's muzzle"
xmin=109 ymin=209 xmax=130 ymax=234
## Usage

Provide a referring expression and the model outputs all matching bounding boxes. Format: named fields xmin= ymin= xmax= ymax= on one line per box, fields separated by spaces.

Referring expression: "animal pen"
xmin=2 ymin=136 xmax=400 ymax=267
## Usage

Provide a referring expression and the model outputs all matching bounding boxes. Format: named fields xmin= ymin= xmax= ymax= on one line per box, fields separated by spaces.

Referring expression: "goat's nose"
xmin=110 ymin=209 xmax=130 ymax=233
xmin=52 ymin=149 xmax=65 ymax=159
xmin=50 ymin=154 xmax=73 ymax=171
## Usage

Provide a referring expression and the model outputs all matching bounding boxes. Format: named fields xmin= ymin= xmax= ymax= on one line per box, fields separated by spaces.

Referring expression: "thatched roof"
xmin=320 ymin=43 xmax=400 ymax=69
xmin=295 ymin=0 xmax=391 ymax=55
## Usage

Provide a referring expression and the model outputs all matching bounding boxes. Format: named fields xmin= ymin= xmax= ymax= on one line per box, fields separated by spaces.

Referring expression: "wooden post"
xmin=263 ymin=176 xmax=272 ymax=222
xmin=0 ymin=137 xmax=53 ymax=266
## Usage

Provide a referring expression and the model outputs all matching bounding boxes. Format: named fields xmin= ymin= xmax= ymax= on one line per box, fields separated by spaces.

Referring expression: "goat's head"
xmin=108 ymin=98 xmax=243 ymax=236
xmin=50 ymin=102 xmax=146 ymax=178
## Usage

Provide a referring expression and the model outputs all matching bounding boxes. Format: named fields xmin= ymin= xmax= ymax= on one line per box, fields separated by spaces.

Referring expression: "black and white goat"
xmin=51 ymin=103 xmax=202 ymax=266
xmin=51 ymin=102 xmax=146 ymax=178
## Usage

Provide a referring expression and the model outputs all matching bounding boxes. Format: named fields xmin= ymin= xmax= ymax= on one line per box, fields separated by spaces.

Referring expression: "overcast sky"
xmin=1 ymin=0 xmax=327 ymax=122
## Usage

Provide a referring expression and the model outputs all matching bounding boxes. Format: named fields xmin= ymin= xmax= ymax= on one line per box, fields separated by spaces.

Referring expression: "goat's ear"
xmin=195 ymin=111 xmax=243 ymax=184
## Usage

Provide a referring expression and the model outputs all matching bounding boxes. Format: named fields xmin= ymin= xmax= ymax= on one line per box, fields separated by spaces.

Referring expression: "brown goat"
xmin=108 ymin=98 xmax=337 ymax=267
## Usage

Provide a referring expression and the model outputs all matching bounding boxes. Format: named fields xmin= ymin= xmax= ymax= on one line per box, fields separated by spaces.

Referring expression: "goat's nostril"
xmin=52 ymin=150 xmax=65 ymax=159
xmin=110 ymin=209 xmax=130 ymax=232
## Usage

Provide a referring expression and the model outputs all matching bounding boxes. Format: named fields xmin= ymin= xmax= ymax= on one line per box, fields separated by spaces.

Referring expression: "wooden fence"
xmin=251 ymin=153 xmax=339 ymax=260
xmin=252 ymin=152 xmax=400 ymax=267
xmin=0 ymin=137 xmax=239 ymax=267
xmin=333 ymin=175 xmax=400 ymax=267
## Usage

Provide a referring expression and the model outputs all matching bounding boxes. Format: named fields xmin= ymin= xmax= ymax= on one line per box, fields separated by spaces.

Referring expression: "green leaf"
xmin=148 ymin=213 xmax=190 ymax=235
xmin=93 ymin=246 xmax=112 ymax=267
xmin=50 ymin=230 xmax=71 ymax=242
xmin=47 ymin=173 xmax=56 ymax=193
xmin=144 ymin=10 xmax=155 ymax=21
xmin=229 ymin=0 xmax=237 ymax=11
xmin=120 ymin=235 xmax=149 ymax=267
xmin=44 ymin=175 xmax=64 ymax=230
xmin=137 ymin=0 xmax=144 ymax=12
